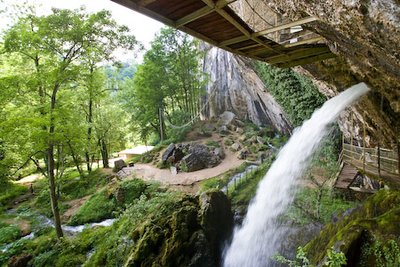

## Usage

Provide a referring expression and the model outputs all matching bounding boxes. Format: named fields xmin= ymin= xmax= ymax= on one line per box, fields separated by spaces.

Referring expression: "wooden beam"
xmin=265 ymin=46 xmax=331 ymax=64
xmin=254 ymin=16 xmax=319 ymax=37
xmin=175 ymin=6 xmax=214 ymax=28
xmin=176 ymin=0 xmax=237 ymax=28
xmin=283 ymin=36 xmax=324 ymax=48
xmin=219 ymin=35 xmax=248 ymax=46
xmin=111 ymin=0 xmax=175 ymax=26
xmin=138 ymin=0 xmax=157 ymax=7
xmin=111 ymin=0 xmax=264 ymax=62
xmin=274 ymin=52 xmax=336 ymax=68
xmin=248 ymin=46 xmax=274 ymax=55
xmin=237 ymin=43 xmax=263 ymax=51
xmin=201 ymin=0 xmax=284 ymax=55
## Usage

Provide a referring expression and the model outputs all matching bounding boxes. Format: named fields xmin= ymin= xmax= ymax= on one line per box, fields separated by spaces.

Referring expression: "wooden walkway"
xmin=334 ymin=163 xmax=358 ymax=189
xmin=112 ymin=0 xmax=335 ymax=67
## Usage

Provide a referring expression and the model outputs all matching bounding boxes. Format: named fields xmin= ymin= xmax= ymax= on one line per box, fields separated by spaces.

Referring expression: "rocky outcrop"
xmin=257 ymin=0 xmax=400 ymax=146
xmin=113 ymin=159 xmax=127 ymax=173
xmin=201 ymin=45 xmax=292 ymax=135
xmin=305 ymin=190 xmax=400 ymax=266
xmin=180 ymin=144 xmax=221 ymax=172
xmin=125 ymin=191 xmax=234 ymax=267
xmin=161 ymin=142 xmax=224 ymax=172
xmin=200 ymin=190 xmax=234 ymax=264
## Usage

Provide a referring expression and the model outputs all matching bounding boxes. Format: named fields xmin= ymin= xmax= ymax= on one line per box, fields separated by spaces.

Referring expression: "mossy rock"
xmin=305 ymin=190 xmax=400 ymax=266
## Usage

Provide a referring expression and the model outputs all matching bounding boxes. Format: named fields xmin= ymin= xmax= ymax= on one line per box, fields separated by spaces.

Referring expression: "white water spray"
xmin=223 ymin=83 xmax=370 ymax=267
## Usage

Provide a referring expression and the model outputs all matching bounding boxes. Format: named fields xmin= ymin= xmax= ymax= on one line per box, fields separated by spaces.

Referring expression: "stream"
xmin=1 ymin=214 xmax=115 ymax=253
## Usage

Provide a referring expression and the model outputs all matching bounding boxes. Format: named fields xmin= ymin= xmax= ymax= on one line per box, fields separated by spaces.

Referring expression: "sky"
xmin=0 ymin=0 xmax=164 ymax=62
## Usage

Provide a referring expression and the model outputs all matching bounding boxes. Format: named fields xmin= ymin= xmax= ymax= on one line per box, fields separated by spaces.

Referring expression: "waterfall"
xmin=223 ymin=83 xmax=370 ymax=267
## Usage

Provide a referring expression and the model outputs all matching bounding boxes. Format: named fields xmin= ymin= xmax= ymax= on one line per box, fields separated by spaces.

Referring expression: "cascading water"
xmin=223 ymin=83 xmax=370 ymax=267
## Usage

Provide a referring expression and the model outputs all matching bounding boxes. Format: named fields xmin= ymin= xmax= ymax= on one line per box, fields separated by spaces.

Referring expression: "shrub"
xmin=119 ymin=179 xmax=147 ymax=205
xmin=205 ymin=140 xmax=220 ymax=148
xmin=0 ymin=224 xmax=21 ymax=246
xmin=0 ymin=182 xmax=28 ymax=208
xmin=69 ymin=190 xmax=117 ymax=225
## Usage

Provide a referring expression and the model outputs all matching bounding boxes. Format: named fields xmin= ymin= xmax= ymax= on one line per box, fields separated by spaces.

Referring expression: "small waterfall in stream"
xmin=223 ymin=83 xmax=370 ymax=267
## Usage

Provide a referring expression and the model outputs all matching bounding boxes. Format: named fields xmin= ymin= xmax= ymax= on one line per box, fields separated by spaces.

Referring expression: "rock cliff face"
xmin=260 ymin=0 xmax=400 ymax=146
xmin=201 ymin=46 xmax=292 ymax=135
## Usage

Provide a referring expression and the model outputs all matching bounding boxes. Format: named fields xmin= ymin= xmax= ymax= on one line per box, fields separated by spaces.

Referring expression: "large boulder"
xmin=200 ymin=190 xmax=234 ymax=264
xmin=172 ymin=144 xmax=186 ymax=163
xmin=219 ymin=111 xmax=236 ymax=126
xmin=8 ymin=254 xmax=32 ymax=267
xmin=162 ymin=143 xmax=175 ymax=162
xmin=113 ymin=159 xmax=127 ymax=173
xmin=180 ymin=144 xmax=221 ymax=172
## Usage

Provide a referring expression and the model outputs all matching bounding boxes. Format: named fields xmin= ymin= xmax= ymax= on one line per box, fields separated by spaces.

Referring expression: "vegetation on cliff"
xmin=254 ymin=62 xmax=326 ymax=126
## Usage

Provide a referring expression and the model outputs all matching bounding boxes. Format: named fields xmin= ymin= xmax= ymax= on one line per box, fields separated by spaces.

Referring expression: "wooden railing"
xmin=342 ymin=142 xmax=399 ymax=176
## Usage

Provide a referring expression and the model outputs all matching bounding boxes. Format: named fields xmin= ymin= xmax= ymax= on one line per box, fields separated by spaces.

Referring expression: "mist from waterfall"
xmin=223 ymin=83 xmax=370 ymax=267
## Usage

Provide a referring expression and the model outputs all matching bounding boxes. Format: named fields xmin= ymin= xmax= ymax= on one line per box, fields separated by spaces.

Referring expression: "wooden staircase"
xmin=334 ymin=163 xmax=358 ymax=189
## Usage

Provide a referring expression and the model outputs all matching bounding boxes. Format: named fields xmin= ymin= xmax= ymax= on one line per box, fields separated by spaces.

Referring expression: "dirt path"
xmin=61 ymin=196 xmax=90 ymax=222
xmin=131 ymin=148 xmax=244 ymax=185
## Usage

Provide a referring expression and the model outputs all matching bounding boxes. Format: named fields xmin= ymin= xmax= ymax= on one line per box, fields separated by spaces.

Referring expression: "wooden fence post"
xmin=377 ymin=143 xmax=381 ymax=178
xmin=363 ymin=117 xmax=366 ymax=174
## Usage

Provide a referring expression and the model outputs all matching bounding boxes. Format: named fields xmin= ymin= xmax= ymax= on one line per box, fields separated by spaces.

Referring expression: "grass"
xmin=69 ymin=179 xmax=150 ymax=226
xmin=60 ymin=169 xmax=110 ymax=201
xmin=229 ymin=161 xmax=271 ymax=208
xmin=282 ymin=187 xmax=358 ymax=225
xmin=0 ymin=224 xmax=21 ymax=247
xmin=0 ymin=182 xmax=28 ymax=209
xmin=69 ymin=189 xmax=117 ymax=226
xmin=205 ymin=140 xmax=220 ymax=148
xmin=199 ymin=162 xmax=248 ymax=192
xmin=1 ymin=182 xmax=182 ymax=267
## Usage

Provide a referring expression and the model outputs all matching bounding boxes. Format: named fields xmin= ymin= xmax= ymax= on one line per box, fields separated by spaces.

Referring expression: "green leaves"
xmin=119 ymin=27 xmax=206 ymax=144
xmin=254 ymin=62 xmax=325 ymax=127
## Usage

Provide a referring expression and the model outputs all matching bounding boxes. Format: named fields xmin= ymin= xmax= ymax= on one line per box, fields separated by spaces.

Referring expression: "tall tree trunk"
xmin=100 ymin=139 xmax=109 ymax=168
xmin=67 ymin=140 xmax=85 ymax=179
xmin=85 ymin=97 xmax=93 ymax=173
xmin=35 ymin=56 xmax=49 ymax=171
xmin=47 ymin=144 xmax=63 ymax=238
xmin=158 ymin=107 xmax=165 ymax=141
xmin=48 ymin=84 xmax=63 ymax=238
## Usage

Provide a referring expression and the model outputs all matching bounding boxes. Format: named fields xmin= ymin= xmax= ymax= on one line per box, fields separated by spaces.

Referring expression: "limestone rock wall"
xmin=201 ymin=46 xmax=292 ymax=135
xmin=260 ymin=0 xmax=400 ymax=146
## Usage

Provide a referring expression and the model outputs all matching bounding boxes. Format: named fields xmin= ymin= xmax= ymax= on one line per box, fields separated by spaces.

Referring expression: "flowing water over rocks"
xmin=223 ymin=83 xmax=370 ymax=267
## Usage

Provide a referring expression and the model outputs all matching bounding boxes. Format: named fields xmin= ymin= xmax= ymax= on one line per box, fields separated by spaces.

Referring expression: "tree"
xmin=1 ymin=8 xmax=138 ymax=238
xmin=119 ymin=27 xmax=206 ymax=143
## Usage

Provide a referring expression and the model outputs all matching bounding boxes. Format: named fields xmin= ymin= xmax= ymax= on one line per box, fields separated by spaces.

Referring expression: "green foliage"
xmin=305 ymin=190 xmax=400 ymax=264
xmin=0 ymin=182 xmax=28 ymax=207
xmin=60 ymin=169 xmax=110 ymax=200
xmin=118 ymin=179 xmax=147 ymax=205
xmin=69 ymin=189 xmax=117 ymax=225
xmin=199 ymin=163 xmax=248 ymax=192
xmin=361 ymin=239 xmax=400 ymax=267
xmin=283 ymin=187 xmax=357 ymax=225
xmin=325 ymin=247 xmax=347 ymax=267
xmin=274 ymin=246 xmax=311 ymax=267
xmin=0 ymin=224 xmax=21 ymax=247
xmin=205 ymin=140 xmax=220 ymax=148
xmin=85 ymin=189 xmax=184 ymax=266
xmin=274 ymin=246 xmax=346 ymax=267
xmin=229 ymin=161 xmax=272 ymax=208
xmin=254 ymin=62 xmax=325 ymax=126
xmin=119 ymin=27 xmax=206 ymax=144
